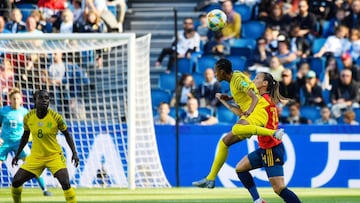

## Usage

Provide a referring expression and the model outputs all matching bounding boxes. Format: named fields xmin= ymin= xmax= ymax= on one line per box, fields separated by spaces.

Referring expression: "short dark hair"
xmin=215 ymin=58 xmax=232 ymax=74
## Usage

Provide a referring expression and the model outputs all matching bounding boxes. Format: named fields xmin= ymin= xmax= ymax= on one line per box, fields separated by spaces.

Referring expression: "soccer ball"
xmin=207 ymin=9 xmax=227 ymax=31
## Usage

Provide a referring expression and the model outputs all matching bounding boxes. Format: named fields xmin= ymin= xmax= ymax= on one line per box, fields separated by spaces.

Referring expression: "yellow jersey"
xmin=23 ymin=108 xmax=67 ymax=157
xmin=230 ymin=71 xmax=268 ymax=112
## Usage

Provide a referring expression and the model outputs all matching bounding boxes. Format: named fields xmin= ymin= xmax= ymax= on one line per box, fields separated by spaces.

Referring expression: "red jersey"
xmin=258 ymin=93 xmax=282 ymax=149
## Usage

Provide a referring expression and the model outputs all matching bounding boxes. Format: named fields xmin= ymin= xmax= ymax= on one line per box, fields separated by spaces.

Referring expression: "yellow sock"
xmin=206 ymin=140 xmax=228 ymax=181
xmin=64 ymin=187 xmax=76 ymax=203
xmin=232 ymin=124 xmax=275 ymax=137
xmin=11 ymin=186 xmax=22 ymax=203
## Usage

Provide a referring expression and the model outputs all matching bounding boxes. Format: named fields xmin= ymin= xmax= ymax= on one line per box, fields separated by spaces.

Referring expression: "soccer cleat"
xmin=43 ymin=190 xmax=53 ymax=196
xmin=192 ymin=178 xmax=215 ymax=189
xmin=274 ymin=128 xmax=285 ymax=140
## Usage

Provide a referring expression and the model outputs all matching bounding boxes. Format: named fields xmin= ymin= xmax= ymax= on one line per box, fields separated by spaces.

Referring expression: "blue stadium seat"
xmin=241 ymin=21 xmax=266 ymax=39
xmin=310 ymin=57 xmax=326 ymax=77
xmin=226 ymin=55 xmax=247 ymax=71
xmin=192 ymin=72 xmax=205 ymax=86
xmin=300 ymin=106 xmax=320 ymax=123
xmin=233 ymin=4 xmax=252 ymax=22
xmin=159 ymin=73 xmax=179 ymax=93
xmin=169 ymin=107 xmax=185 ymax=118
xmin=354 ymin=108 xmax=360 ymax=122
xmin=173 ymin=58 xmax=192 ymax=74
xmin=322 ymin=89 xmax=331 ymax=105
xmin=16 ymin=3 xmax=38 ymax=21
xmin=216 ymin=106 xmax=239 ymax=124
xmin=230 ymin=46 xmax=252 ymax=58
xmin=196 ymin=55 xmax=218 ymax=73
xmin=198 ymin=107 xmax=213 ymax=116
xmin=107 ymin=5 xmax=117 ymax=17
xmin=321 ymin=20 xmax=332 ymax=38
xmin=231 ymin=38 xmax=256 ymax=50
xmin=202 ymin=3 xmax=222 ymax=12
xmin=335 ymin=56 xmax=344 ymax=71
xmin=151 ymin=88 xmax=172 ymax=109
xmin=311 ymin=38 xmax=326 ymax=54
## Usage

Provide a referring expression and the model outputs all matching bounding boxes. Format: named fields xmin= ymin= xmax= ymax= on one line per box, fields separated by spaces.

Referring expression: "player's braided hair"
xmin=215 ymin=58 xmax=232 ymax=74
xmin=262 ymin=72 xmax=289 ymax=104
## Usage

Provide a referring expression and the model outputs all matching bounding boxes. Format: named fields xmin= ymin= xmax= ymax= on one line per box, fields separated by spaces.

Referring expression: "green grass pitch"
xmin=0 ymin=187 xmax=359 ymax=203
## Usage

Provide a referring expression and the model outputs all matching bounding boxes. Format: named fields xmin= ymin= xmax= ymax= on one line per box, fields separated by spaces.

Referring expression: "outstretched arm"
xmin=12 ymin=131 xmax=30 ymax=167
xmin=62 ymin=130 xmax=79 ymax=167
xmin=216 ymin=93 xmax=243 ymax=116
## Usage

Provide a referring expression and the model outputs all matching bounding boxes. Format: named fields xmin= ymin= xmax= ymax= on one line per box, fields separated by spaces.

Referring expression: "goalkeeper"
xmin=0 ymin=88 xmax=51 ymax=196
xmin=11 ymin=90 xmax=79 ymax=203
xmin=192 ymin=58 xmax=284 ymax=189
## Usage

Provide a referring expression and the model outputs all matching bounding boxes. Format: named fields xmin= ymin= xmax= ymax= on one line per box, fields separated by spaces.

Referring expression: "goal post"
xmin=0 ymin=33 xmax=170 ymax=189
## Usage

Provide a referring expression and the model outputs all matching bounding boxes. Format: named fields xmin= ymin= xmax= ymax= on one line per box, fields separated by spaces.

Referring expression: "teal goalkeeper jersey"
xmin=0 ymin=106 xmax=28 ymax=142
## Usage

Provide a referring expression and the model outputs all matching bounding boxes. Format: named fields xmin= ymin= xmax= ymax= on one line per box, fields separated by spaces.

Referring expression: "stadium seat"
xmin=300 ymin=106 xmax=320 ymax=123
xmin=309 ymin=57 xmax=326 ymax=77
xmin=173 ymin=58 xmax=192 ymax=74
xmin=202 ymin=3 xmax=222 ymax=12
xmin=230 ymin=46 xmax=252 ymax=58
xmin=322 ymin=89 xmax=331 ymax=105
xmin=226 ymin=55 xmax=247 ymax=71
xmin=354 ymin=108 xmax=360 ymax=122
xmin=198 ymin=107 xmax=213 ymax=116
xmin=220 ymin=81 xmax=230 ymax=94
xmin=241 ymin=21 xmax=266 ymax=39
xmin=321 ymin=20 xmax=332 ymax=38
xmin=159 ymin=73 xmax=179 ymax=93
xmin=234 ymin=4 xmax=252 ymax=22
xmin=192 ymin=72 xmax=205 ymax=86
xmin=335 ymin=56 xmax=344 ymax=71
xmin=196 ymin=55 xmax=218 ymax=73
xmin=216 ymin=106 xmax=239 ymax=124
xmin=231 ymin=38 xmax=256 ymax=50
xmin=151 ymin=88 xmax=172 ymax=109
xmin=107 ymin=5 xmax=117 ymax=17
xmin=169 ymin=107 xmax=185 ymax=118
xmin=311 ymin=38 xmax=326 ymax=54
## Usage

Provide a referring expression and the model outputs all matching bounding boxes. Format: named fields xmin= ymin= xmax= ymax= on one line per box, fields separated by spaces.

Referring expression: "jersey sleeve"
xmin=53 ymin=111 xmax=67 ymax=131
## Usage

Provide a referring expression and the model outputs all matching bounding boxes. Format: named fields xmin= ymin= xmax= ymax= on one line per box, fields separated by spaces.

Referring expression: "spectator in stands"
xmin=203 ymin=31 xmax=230 ymax=56
xmin=38 ymin=0 xmax=66 ymax=21
xmin=342 ymin=0 xmax=360 ymax=29
xmin=264 ymin=3 xmax=292 ymax=33
xmin=58 ymin=9 xmax=74 ymax=33
xmin=72 ymin=0 xmax=83 ymax=22
xmin=85 ymin=0 xmax=122 ymax=32
xmin=221 ymin=0 xmax=241 ymax=40
xmin=349 ymin=28 xmax=360 ymax=60
xmin=343 ymin=109 xmax=360 ymax=125
xmin=314 ymin=25 xmax=350 ymax=58
xmin=5 ymin=8 xmax=26 ymax=33
xmin=295 ymin=62 xmax=311 ymax=87
xmin=299 ymin=70 xmax=325 ymax=107
xmin=153 ymin=102 xmax=176 ymax=125
xmin=289 ymin=24 xmax=312 ymax=59
xmin=0 ymin=59 xmax=15 ymax=98
xmin=341 ymin=52 xmax=360 ymax=82
xmin=321 ymin=56 xmax=340 ymax=91
xmin=81 ymin=10 xmax=106 ymax=33
xmin=293 ymin=0 xmax=318 ymax=44
xmin=26 ymin=16 xmax=43 ymax=34
xmin=276 ymin=34 xmax=298 ymax=72
xmin=171 ymin=74 xmax=197 ymax=108
xmin=279 ymin=69 xmax=300 ymax=102
xmin=0 ymin=16 xmax=11 ymax=33
xmin=280 ymin=101 xmax=311 ymax=124
xmin=325 ymin=8 xmax=346 ymax=37
xmin=107 ymin=0 xmax=127 ymax=32
xmin=179 ymin=97 xmax=218 ymax=125
xmin=251 ymin=37 xmax=272 ymax=67
xmin=30 ymin=10 xmax=52 ymax=33
xmin=315 ymin=106 xmax=338 ymax=125
xmin=196 ymin=68 xmax=222 ymax=111
xmin=196 ymin=13 xmax=210 ymax=46
xmin=268 ymin=56 xmax=284 ymax=82
xmin=155 ymin=17 xmax=200 ymax=73
xmin=62 ymin=59 xmax=90 ymax=98
xmin=309 ymin=0 xmax=335 ymax=21
xmin=331 ymin=69 xmax=360 ymax=118
xmin=263 ymin=27 xmax=278 ymax=55
xmin=21 ymin=54 xmax=50 ymax=92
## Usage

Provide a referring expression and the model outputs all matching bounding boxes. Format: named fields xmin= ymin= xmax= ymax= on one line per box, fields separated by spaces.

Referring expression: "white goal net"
xmin=0 ymin=33 xmax=170 ymax=189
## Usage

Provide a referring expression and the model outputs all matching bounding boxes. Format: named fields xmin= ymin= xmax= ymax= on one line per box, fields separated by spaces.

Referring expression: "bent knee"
xmin=273 ymin=185 xmax=286 ymax=195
